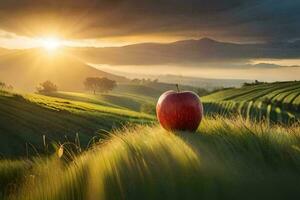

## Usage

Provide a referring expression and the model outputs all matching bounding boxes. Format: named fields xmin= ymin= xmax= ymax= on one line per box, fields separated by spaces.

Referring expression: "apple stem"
xmin=176 ymin=84 xmax=180 ymax=92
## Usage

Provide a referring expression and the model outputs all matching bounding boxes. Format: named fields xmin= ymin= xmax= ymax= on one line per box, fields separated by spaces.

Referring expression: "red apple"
xmin=156 ymin=85 xmax=203 ymax=132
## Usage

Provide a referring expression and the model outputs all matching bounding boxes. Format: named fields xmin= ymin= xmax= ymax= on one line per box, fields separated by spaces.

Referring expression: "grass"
xmin=1 ymin=117 xmax=299 ymax=200
xmin=0 ymin=160 xmax=29 ymax=198
xmin=202 ymin=81 xmax=300 ymax=124
xmin=0 ymin=91 xmax=154 ymax=158
xmin=1 ymin=82 xmax=300 ymax=199
xmin=45 ymin=91 xmax=155 ymax=113
xmin=113 ymin=83 xmax=200 ymax=100
xmin=202 ymin=81 xmax=300 ymax=102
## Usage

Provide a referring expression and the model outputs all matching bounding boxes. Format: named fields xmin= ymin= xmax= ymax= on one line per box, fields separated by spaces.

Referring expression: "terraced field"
xmin=202 ymin=81 xmax=300 ymax=124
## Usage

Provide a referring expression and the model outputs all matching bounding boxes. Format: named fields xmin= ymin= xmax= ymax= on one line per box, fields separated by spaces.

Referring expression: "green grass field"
xmin=46 ymin=91 xmax=155 ymax=113
xmin=0 ymin=81 xmax=300 ymax=199
xmin=202 ymin=81 xmax=300 ymax=124
xmin=0 ymin=90 xmax=154 ymax=157
xmin=1 ymin=117 xmax=300 ymax=200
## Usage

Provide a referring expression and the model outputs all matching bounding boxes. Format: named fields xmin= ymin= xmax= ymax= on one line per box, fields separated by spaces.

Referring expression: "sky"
xmin=0 ymin=0 xmax=299 ymax=48
xmin=0 ymin=0 xmax=299 ymax=81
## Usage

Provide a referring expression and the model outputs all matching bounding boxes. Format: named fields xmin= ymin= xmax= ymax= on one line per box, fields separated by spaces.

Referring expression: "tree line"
xmin=36 ymin=77 xmax=117 ymax=94
xmin=84 ymin=77 xmax=116 ymax=94
xmin=0 ymin=81 xmax=13 ymax=91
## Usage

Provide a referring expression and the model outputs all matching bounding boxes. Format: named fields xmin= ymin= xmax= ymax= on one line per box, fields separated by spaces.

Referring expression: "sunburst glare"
xmin=40 ymin=37 xmax=61 ymax=51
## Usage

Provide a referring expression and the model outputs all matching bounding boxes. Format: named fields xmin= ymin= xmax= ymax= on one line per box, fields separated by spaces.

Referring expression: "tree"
xmin=0 ymin=81 xmax=6 ymax=90
xmin=0 ymin=81 xmax=13 ymax=91
xmin=84 ymin=77 xmax=116 ymax=94
xmin=6 ymin=85 xmax=13 ymax=91
xmin=131 ymin=79 xmax=141 ymax=84
xmin=36 ymin=81 xmax=58 ymax=93
xmin=243 ymin=80 xmax=265 ymax=87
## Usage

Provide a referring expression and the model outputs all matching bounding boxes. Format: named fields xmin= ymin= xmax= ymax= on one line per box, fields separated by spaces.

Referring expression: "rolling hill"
xmin=0 ymin=78 xmax=205 ymax=158
xmin=202 ymin=81 xmax=300 ymax=124
xmin=114 ymin=82 xmax=202 ymax=99
xmin=0 ymin=90 xmax=154 ymax=157
xmin=1 ymin=80 xmax=298 ymax=158
xmin=46 ymin=91 xmax=155 ymax=113
xmin=0 ymin=81 xmax=299 ymax=199
xmin=0 ymin=48 xmax=127 ymax=92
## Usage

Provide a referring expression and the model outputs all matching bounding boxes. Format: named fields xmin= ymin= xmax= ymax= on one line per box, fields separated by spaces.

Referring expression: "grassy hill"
xmin=46 ymin=91 xmax=154 ymax=113
xmin=114 ymin=82 xmax=203 ymax=99
xmin=0 ymin=80 xmax=202 ymax=158
xmin=0 ymin=90 xmax=154 ymax=158
xmin=0 ymin=81 xmax=299 ymax=199
xmin=0 ymin=48 xmax=127 ymax=92
xmin=202 ymin=81 xmax=300 ymax=124
xmin=1 ymin=117 xmax=300 ymax=200
xmin=2 ymin=80 xmax=299 ymax=158
xmin=1 ymin=80 xmax=299 ymax=158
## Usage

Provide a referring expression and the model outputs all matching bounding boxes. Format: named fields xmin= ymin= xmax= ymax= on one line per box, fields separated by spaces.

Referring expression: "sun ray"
xmin=40 ymin=37 xmax=61 ymax=51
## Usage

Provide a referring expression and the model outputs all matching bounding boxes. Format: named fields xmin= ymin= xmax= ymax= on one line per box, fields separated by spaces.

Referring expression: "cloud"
xmin=0 ymin=30 xmax=16 ymax=39
xmin=0 ymin=29 xmax=42 ymax=49
xmin=0 ymin=0 xmax=299 ymax=43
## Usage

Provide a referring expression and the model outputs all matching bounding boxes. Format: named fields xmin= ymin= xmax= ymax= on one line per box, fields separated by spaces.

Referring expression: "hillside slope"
xmin=202 ymin=81 xmax=300 ymax=123
xmin=46 ymin=91 xmax=155 ymax=113
xmin=0 ymin=48 xmax=127 ymax=92
xmin=114 ymin=82 xmax=202 ymax=100
xmin=3 ymin=118 xmax=300 ymax=200
xmin=0 ymin=90 xmax=154 ymax=157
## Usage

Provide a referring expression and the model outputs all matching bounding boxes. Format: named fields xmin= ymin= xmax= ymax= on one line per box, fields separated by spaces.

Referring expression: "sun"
xmin=40 ymin=38 xmax=61 ymax=51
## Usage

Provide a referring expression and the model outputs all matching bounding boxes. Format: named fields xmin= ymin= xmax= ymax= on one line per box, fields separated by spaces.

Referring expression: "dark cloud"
xmin=0 ymin=0 xmax=299 ymax=42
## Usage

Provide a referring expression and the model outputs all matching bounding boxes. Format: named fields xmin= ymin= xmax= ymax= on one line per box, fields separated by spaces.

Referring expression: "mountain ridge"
xmin=67 ymin=38 xmax=300 ymax=65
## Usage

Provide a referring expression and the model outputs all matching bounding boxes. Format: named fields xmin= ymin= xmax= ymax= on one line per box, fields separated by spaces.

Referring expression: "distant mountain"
xmin=0 ymin=48 xmax=128 ymax=91
xmin=248 ymin=63 xmax=300 ymax=68
xmin=68 ymin=38 xmax=300 ymax=65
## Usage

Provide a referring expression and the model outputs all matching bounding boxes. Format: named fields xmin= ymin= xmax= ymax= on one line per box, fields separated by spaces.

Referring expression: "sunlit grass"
xmin=4 ymin=117 xmax=300 ymax=200
xmin=0 ymin=91 xmax=155 ymax=157
xmin=0 ymin=160 xmax=29 ymax=198
xmin=25 ymin=93 xmax=154 ymax=120
xmin=46 ymin=91 xmax=155 ymax=112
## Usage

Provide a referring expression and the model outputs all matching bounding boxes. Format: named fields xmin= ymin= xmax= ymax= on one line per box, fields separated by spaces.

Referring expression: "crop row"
xmin=203 ymin=81 xmax=300 ymax=103
xmin=203 ymin=100 xmax=299 ymax=124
